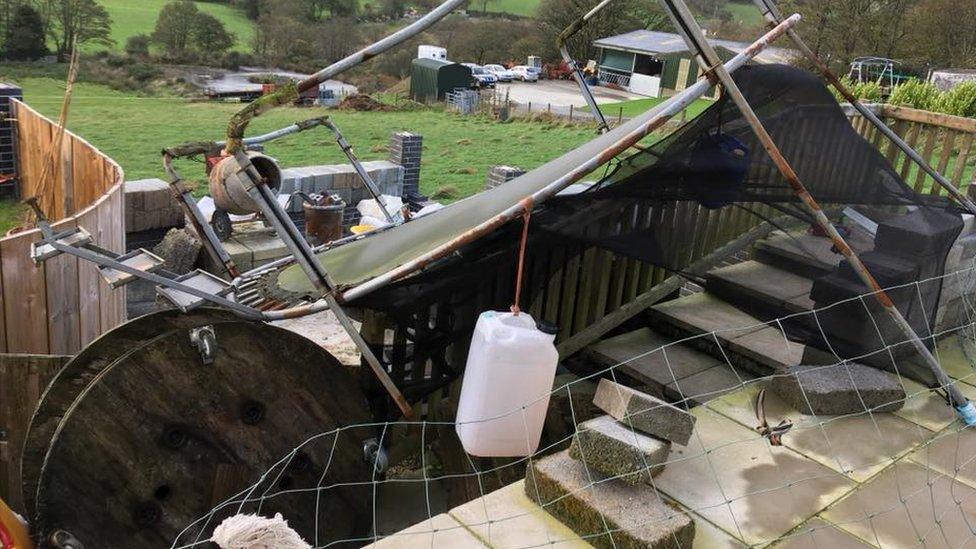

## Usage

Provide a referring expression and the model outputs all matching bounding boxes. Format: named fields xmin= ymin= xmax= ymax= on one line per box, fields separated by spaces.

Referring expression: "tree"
xmin=151 ymin=0 xmax=198 ymax=57
xmin=4 ymin=4 xmax=48 ymax=60
xmin=38 ymin=0 xmax=113 ymax=59
xmin=902 ymin=0 xmax=976 ymax=68
xmin=536 ymin=0 xmax=669 ymax=62
xmin=192 ymin=12 xmax=235 ymax=53
xmin=124 ymin=33 xmax=150 ymax=57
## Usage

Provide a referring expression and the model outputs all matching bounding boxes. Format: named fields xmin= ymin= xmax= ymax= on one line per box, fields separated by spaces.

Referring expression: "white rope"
xmin=211 ymin=513 xmax=311 ymax=549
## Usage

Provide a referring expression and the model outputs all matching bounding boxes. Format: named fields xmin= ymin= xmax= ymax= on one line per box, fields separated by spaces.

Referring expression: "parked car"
xmin=511 ymin=65 xmax=539 ymax=82
xmin=483 ymin=64 xmax=516 ymax=82
xmin=462 ymin=63 xmax=498 ymax=88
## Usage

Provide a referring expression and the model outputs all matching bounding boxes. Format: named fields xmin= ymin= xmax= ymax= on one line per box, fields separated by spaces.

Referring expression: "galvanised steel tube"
xmin=340 ymin=14 xmax=801 ymax=303
xmin=662 ymin=0 xmax=974 ymax=420
xmin=749 ymin=0 xmax=976 ymax=217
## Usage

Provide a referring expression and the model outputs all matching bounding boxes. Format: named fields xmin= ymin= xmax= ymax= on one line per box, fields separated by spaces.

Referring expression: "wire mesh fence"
xmin=171 ymin=258 xmax=976 ymax=548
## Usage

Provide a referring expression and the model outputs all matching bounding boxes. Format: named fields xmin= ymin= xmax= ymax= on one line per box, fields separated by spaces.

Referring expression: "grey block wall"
xmin=0 ymin=84 xmax=23 ymax=195
xmin=389 ymin=132 xmax=423 ymax=203
xmin=485 ymin=165 xmax=526 ymax=190
xmin=279 ymin=160 xmax=404 ymax=227
xmin=125 ymin=178 xmax=184 ymax=232
xmin=937 ymin=214 xmax=976 ymax=333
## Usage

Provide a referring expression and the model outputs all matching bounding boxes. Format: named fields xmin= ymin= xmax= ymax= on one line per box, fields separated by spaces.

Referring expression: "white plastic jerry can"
xmin=455 ymin=311 xmax=559 ymax=457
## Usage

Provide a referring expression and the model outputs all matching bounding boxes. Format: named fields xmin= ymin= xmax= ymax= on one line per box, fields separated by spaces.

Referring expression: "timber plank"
xmin=1 ymin=232 xmax=49 ymax=353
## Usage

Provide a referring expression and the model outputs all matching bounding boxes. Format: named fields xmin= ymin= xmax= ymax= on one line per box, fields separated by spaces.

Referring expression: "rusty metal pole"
xmin=749 ymin=0 xmax=976 ymax=217
xmin=557 ymin=0 xmax=615 ymax=133
xmin=659 ymin=0 xmax=975 ymax=421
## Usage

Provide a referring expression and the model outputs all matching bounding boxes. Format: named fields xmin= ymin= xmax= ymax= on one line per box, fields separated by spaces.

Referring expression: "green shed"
xmin=410 ymin=59 xmax=472 ymax=102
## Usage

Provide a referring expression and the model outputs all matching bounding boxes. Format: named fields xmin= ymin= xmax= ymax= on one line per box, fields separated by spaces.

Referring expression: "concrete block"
xmin=771 ymin=363 xmax=905 ymax=416
xmin=525 ymin=450 xmax=695 ymax=549
xmin=568 ymin=415 xmax=671 ymax=485
xmin=593 ymin=378 xmax=696 ymax=445
xmin=152 ymin=228 xmax=201 ymax=275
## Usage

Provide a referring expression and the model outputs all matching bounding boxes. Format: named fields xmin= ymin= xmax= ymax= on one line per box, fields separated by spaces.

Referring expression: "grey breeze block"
xmin=569 ymin=415 xmax=672 ymax=485
xmin=771 ymin=363 xmax=906 ymax=416
xmin=526 ymin=450 xmax=695 ymax=549
xmin=593 ymin=378 xmax=696 ymax=445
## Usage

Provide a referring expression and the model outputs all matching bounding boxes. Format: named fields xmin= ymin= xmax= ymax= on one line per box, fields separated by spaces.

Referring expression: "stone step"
xmin=583 ymin=328 xmax=744 ymax=406
xmin=569 ymin=415 xmax=671 ymax=485
xmin=753 ymin=229 xmax=874 ymax=279
xmin=647 ymin=292 xmax=803 ymax=376
xmin=705 ymin=260 xmax=815 ymax=319
xmin=771 ymin=363 xmax=906 ymax=416
xmin=525 ymin=450 xmax=695 ymax=548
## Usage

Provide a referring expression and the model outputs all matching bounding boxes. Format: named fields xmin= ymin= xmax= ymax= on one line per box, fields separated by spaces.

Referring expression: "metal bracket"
xmin=189 ymin=325 xmax=217 ymax=365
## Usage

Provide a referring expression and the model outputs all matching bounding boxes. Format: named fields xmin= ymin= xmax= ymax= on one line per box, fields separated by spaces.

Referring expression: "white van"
xmin=418 ymin=45 xmax=447 ymax=60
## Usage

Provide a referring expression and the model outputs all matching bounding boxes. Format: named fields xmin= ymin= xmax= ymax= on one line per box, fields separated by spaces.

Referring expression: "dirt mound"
xmin=338 ymin=94 xmax=392 ymax=111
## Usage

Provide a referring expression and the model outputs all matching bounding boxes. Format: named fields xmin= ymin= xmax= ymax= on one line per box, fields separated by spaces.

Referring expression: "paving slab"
xmin=450 ymin=480 xmax=590 ymax=548
xmin=822 ymin=461 xmax=976 ymax=548
xmin=569 ymin=415 xmax=671 ymax=485
xmin=525 ymin=450 xmax=695 ymax=549
xmin=585 ymin=328 xmax=722 ymax=389
xmin=771 ymin=363 xmax=905 ymax=416
xmin=906 ymin=422 xmax=976 ymax=490
xmin=706 ymin=383 xmax=930 ymax=482
xmin=706 ymin=260 xmax=814 ymax=312
xmin=774 ymin=518 xmax=874 ymax=548
xmin=754 ymin=230 xmax=872 ymax=277
xmin=593 ymin=379 xmax=696 ymax=445
xmin=366 ymin=512 xmax=486 ymax=548
xmin=691 ymin=516 xmax=746 ymax=548
xmin=893 ymin=378 xmax=976 ymax=432
xmin=726 ymin=326 xmax=804 ymax=372
xmin=665 ymin=364 xmax=752 ymax=407
xmin=652 ymin=406 xmax=854 ymax=546
xmin=648 ymin=293 xmax=767 ymax=341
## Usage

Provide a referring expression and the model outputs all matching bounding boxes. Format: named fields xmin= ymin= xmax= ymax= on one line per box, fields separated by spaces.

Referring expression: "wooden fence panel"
xmin=4 ymin=100 xmax=125 ymax=355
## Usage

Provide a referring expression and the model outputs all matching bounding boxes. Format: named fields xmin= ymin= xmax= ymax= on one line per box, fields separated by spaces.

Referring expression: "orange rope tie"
xmin=510 ymin=197 xmax=535 ymax=316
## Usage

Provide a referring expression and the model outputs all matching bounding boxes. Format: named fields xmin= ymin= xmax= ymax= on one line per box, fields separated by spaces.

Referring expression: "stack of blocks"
xmin=0 ymin=84 xmax=22 ymax=195
xmin=125 ymin=178 xmax=184 ymax=233
xmin=485 ymin=165 xmax=526 ymax=191
xmin=526 ymin=378 xmax=697 ymax=547
xmin=389 ymin=132 xmax=423 ymax=204
xmin=278 ymin=160 xmax=403 ymax=227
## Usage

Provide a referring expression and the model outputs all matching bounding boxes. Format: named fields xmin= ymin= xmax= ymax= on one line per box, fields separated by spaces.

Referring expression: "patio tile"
xmin=450 ymin=480 xmax=591 ymax=548
xmin=366 ymin=512 xmax=487 ymax=548
xmin=706 ymin=383 xmax=933 ymax=482
xmin=773 ymin=518 xmax=876 ymax=548
xmin=690 ymin=515 xmax=746 ymax=548
xmin=928 ymin=336 xmax=976 ymax=386
xmin=823 ymin=461 xmax=976 ymax=548
xmin=653 ymin=406 xmax=854 ymax=546
xmin=894 ymin=378 xmax=976 ymax=432
xmin=726 ymin=326 xmax=804 ymax=371
xmin=906 ymin=423 xmax=976 ymax=490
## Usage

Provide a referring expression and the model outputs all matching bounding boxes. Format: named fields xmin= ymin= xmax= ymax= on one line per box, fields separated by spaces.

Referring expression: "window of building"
xmin=634 ymin=54 xmax=664 ymax=77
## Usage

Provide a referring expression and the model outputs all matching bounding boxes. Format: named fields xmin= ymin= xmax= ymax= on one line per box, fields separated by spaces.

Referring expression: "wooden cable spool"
xmin=26 ymin=309 xmax=375 ymax=547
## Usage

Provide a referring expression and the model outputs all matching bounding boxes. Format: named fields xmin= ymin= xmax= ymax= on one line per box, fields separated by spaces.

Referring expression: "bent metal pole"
xmin=660 ymin=0 xmax=976 ymax=422
xmin=340 ymin=14 xmax=801 ymax=303
xmin=749 ymin=0 xmax=976 ymax=217
xmin=557 ymin=0 xmax=615 ymax=132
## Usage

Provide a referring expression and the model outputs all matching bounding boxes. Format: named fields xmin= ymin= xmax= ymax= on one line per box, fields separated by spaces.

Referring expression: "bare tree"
xmin=38 ymin=0 xmax=113 ymax=59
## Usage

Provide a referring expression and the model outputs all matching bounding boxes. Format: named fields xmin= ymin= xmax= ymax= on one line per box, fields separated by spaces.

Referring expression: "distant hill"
xmin=97 ymin=0 xmax=255 ymax=51
xmin=483 ymin=0 xmax=765 ymax=25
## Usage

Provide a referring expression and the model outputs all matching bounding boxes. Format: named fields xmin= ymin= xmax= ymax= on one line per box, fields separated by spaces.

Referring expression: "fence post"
xmin=528 ymin=101 xmax=532 ymax=114
xmin=618 ymin=106 xmax=624 ymax=125
xmin=547 ymin=103 xmax=551 ymax=114
xmin=569 ymin=104 xmax=574 ymax=122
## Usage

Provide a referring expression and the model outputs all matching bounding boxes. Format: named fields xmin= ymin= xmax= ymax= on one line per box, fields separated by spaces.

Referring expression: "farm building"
xmin=593 ymin=29 xmax=796 ymax=97
xmin=409 ymin=58 xmax=472 ymax=102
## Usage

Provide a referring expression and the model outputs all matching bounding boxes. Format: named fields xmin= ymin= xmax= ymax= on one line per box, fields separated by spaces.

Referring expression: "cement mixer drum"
xmin=208 ymin=152 xmax=283 ymax=215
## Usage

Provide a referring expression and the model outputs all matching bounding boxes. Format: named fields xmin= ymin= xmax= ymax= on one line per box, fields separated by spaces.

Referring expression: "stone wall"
xmin=937 ymin=214 xmax=976 ymax=334
xmin=389 ymin=132 xmax=423 ymax=204
xmin=485 ymin=165 xmax=526 ymax=190
xmin=279 ymin=160 xmax=403 ymax=226
xmin=125 ymin=178 xmax=184 ymax=233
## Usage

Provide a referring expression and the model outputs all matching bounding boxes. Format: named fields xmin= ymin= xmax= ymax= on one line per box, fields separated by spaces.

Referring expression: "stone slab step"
xmin=753 ymin=230 xmax=872 ymax=279
xmin=366 ymin=513 xmax=487 ymax=548
xmin=526 ymin=450 xmax=694 ymax=548
xmin=705 ymin=260 xmax=814 ymax=317
xmin=569 ymin=415 xmax=671 ymax=485
xmin=647 ymin=293 xmax=803 ymax=376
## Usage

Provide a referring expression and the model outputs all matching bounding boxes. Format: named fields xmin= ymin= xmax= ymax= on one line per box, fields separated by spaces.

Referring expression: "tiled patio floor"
xmin=371 ymin=335 xmax=976 ymax=548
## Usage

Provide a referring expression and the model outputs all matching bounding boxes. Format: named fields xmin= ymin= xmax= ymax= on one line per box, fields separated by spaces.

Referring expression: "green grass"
xmin=584 ymin=96 xmax=716 ymax=119
xmin=4 ymin=74 xmax=602 ymax=200
xmin=96 ymin=0 xmax=254 ymax=52
xmin=726 ymin=1 xmax=765 ymax=28
xmin=481 ymin=0 xmax=540 ymax=17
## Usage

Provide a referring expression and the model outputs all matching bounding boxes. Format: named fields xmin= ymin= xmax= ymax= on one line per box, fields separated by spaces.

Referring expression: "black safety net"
xmin=349 ymin=64 xmax=963 ymax=407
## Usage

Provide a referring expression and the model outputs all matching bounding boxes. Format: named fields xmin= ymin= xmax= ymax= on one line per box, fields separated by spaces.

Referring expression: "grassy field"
xmin=726 ymin=1 xmax=765 ymax=28
xmin=4 ymin=74 xmax=605 ymax=201
xmin=584 ymin=96 xmax=715 ymax=118
xmin=96 ymin=0 xmax=254 ymax=52
xmin=482 ymin=0 xmax=540 ymax=17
